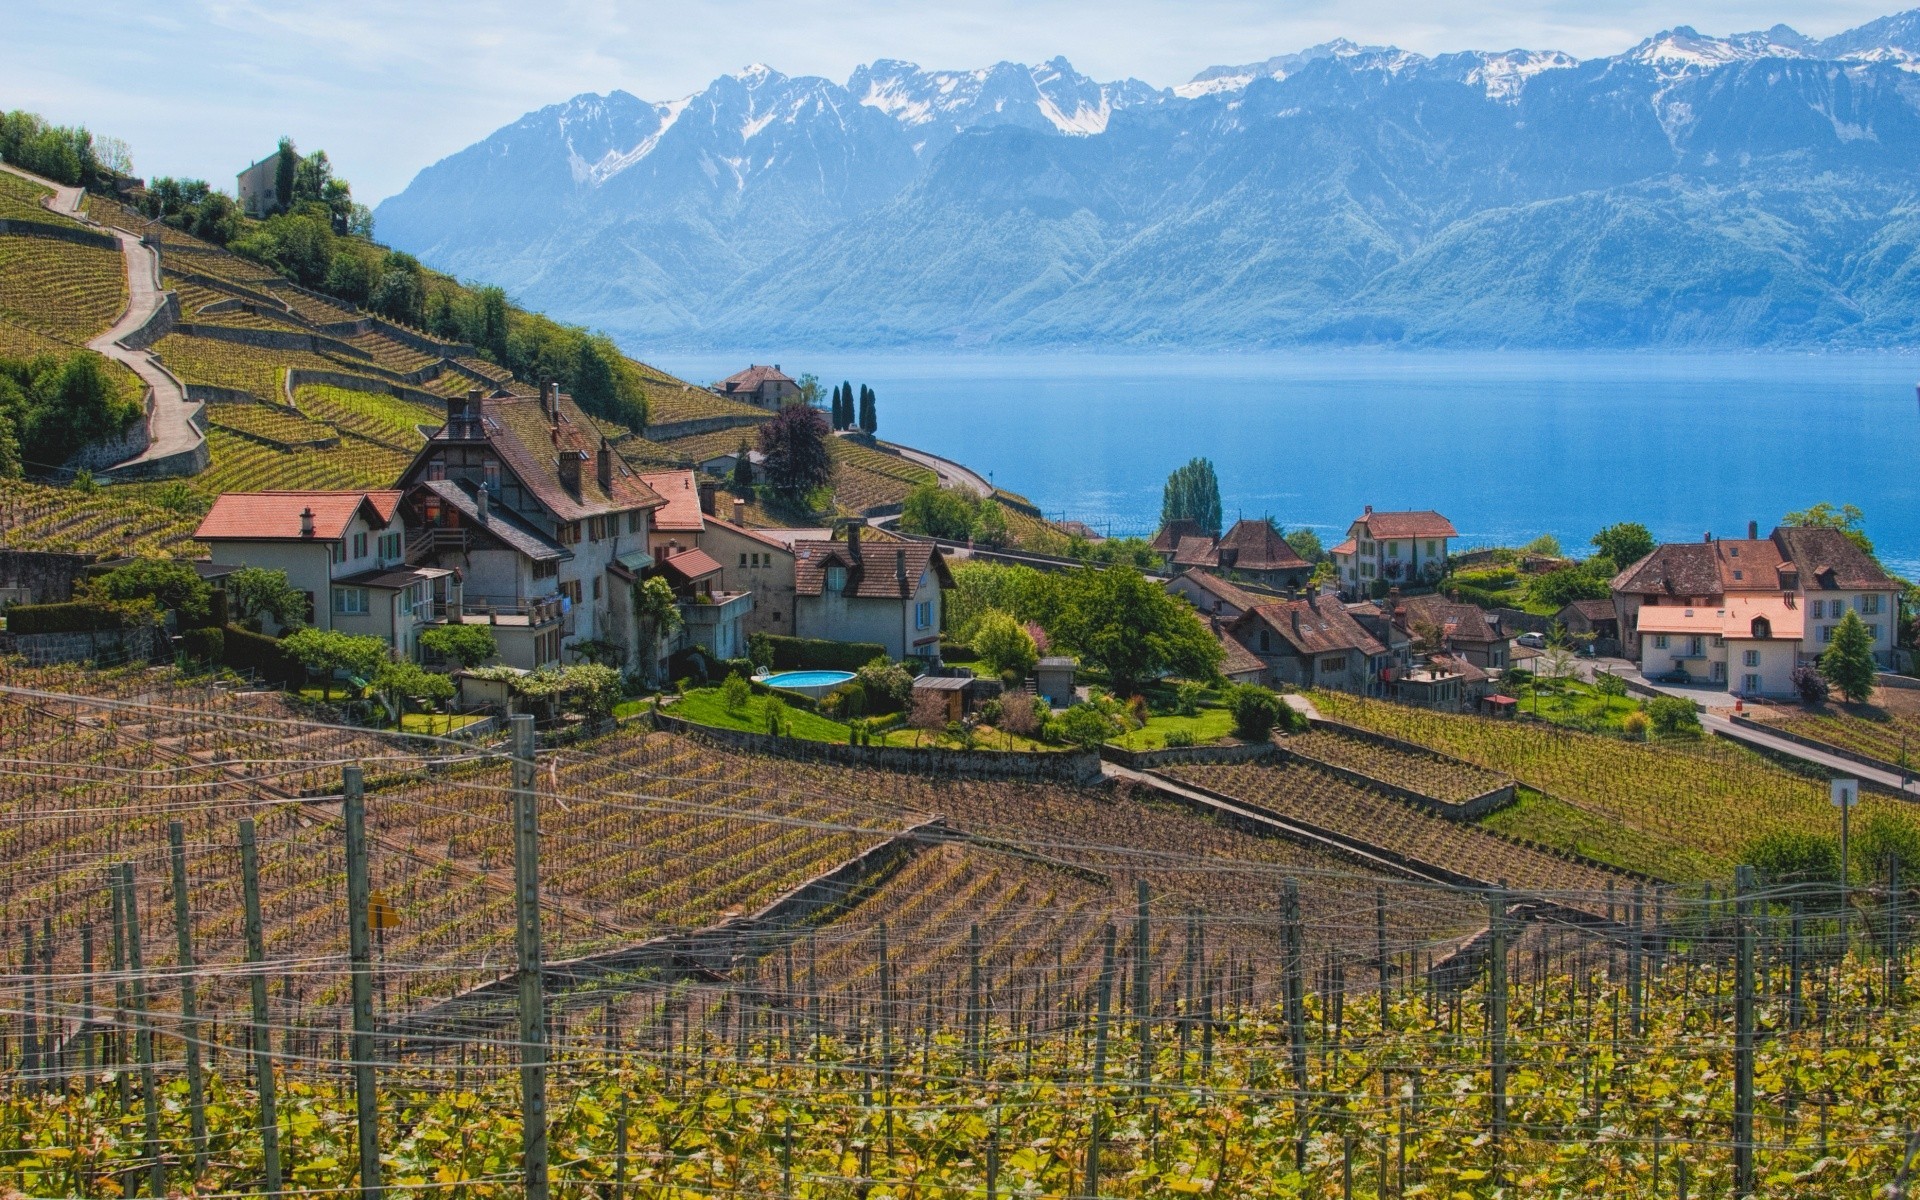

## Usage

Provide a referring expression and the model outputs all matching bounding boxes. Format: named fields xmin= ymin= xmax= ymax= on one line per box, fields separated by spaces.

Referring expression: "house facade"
xmin=194 ymin=490 xmax=457 ymax=661
xmin=792 ymin=524 xmax=952 ymax=660
xmin=1331 ymin=508 xmax=1458 ymax=597
xmin=1224 ymin=596 xmax=1390 ymax=694
xmin=1611 ymin=523 xmax=1901 ymax=696
xmin=1165 ymin=570 xmax=1269 ymax=623
xmin=715 ymin=365 xmax=802 ymax=410
xmin=236 ymin=153 xmax=281 ymax=219
xmin=396 ymin=386 xmax=664 ymax=673
xmin=1156 ymin=518 xmax=1313 ymax=589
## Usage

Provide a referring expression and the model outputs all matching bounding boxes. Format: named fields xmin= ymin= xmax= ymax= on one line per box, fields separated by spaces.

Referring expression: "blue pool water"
xmin=762 ymin=670 xmax=857 ymax=693
xmin=652 ymin=351 xmax=1920 ymax=579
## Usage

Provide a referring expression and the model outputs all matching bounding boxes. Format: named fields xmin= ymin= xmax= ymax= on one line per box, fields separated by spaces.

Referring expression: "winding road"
xmin=0 ymin=162 xmax=203 ymax=476
xmin=884 ymin=439 xmax=992 ymax=497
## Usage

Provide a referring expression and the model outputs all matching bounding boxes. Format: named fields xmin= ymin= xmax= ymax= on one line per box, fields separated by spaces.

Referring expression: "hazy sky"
xmin=3 ymin=1 xmax=1906 ymax=202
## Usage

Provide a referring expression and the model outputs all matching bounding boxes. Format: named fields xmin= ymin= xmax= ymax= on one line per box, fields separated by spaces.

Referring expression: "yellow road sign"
xmin=368 ymin=889 xmax=401 ymax=931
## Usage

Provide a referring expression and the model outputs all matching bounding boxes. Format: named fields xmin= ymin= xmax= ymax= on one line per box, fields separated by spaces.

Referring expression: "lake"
xmin=648 ymin=351 xmax=1920 ymax=579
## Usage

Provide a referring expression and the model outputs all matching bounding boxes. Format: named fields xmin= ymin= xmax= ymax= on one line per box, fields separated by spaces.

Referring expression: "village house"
xmin=1331 ymin=508 xmax=1458 ymax=597
xmin=1223 ymin=595 xmax=1390 ymax=694
xmin=1611 ymin=521 xmax=1901 ymax=697
xmin=1154 ymin=518 xmax=1314 ymax=589
xmin=714 ymin=364 xmax=802 ymax=410
xmin=636 ymin=472 xmax=796 ymax=640
xmin=1164 ymin=570 xmax=1270 ymax=623
xmin=1557 ymin=599 xmax=1622 ymax=656
xmin=194 ymin=490 xmax=457 ymax=661
xmin=235 ymin=152 xmax=281 ymax=219
xmin=791 ymin=522 xmax=953 ymax=661
xmin=395 ymin=386 xmax=664 ymax=673
xmin=1382 ymin=592 xmax=1509 ymax=672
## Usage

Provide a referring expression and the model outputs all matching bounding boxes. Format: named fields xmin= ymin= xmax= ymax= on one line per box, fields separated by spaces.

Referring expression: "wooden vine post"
xmin=1487 ymin=884 xmax=1509 ymax=1172
xmin=168 ymin=820 xmax=209 ymax=1174
xmin=1733 ymin=865 xmax=1756 ymax=1199
xmin=240 ymin=817 xmax=283 ymax=1196
xmin=343 ymin=764 xmax=383 ymax=1199
xmin=1284 ymin=878 xmax=1309 ymax=1170
xmin=1085 ymin=924 xmax=1117 ymax=1199
xmin=1134 ymin=880 xmax=1152 ymax=1093
xmin=120 ymin=861 xmax=164 ymax=1199
xmin=510 ymin=714 xmax=553 ymax=1200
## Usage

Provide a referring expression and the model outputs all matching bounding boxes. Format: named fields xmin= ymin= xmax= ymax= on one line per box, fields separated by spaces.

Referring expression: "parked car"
xmin=1516 ymin=632 xmax=1547 ymax=649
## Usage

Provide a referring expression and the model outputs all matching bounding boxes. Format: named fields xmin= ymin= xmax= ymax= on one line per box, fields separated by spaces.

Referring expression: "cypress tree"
xmin=858 ymin=384 xmax=878 ymax=435
xmin=829 ymin=384 xmax=843 ymax=429
xmin=840 ymin=380 xmax=854 ymax=430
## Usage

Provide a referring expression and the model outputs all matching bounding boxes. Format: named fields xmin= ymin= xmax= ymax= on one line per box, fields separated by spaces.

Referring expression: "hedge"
xmin=221 ymin=623 xmax=300 ymax=684
xmin=4 ymin=601 xmax=129 ymax=634
xmin=752 ymin=634 xmax=887 ymax=672
xmin=180 ymin=626 xmax=225 ymax=663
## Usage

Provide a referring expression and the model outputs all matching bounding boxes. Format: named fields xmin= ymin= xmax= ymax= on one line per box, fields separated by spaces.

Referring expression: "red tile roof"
xmin=1329 ymin=538 xmax=1358 ymax=557
xmin=703 ymin=515 xmax=794 ymax=555
xmin=793 ymin=539 xmax=952 ymax=599
xmin=718 ymin=364 xmax=795 ymax=393
xmin=661 ymin=546 xmax=724 ymax=583
xmin=1150 ymin=518 xmax=1207 ymax=553
xmin=195 ymin=490 xmax=401 ymax=542
xmin=1355 ymin=510 xmax=1458 ymax=539
xmin=638 ymin=470 xmax=706 ymax=532
xmin=1217 ymin=519 xmax=1309 ymax=570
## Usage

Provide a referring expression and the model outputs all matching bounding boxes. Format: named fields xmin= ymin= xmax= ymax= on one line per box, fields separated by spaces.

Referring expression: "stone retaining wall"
xmin=116 ymin=291 xmax=180 ymax=351
xmin=1100 ymin=739 xmax=1277 ymax=771
xmin=0 ymin=623 xmax=166 ymax=667
xmin=172 ymin=321 xmax=372 ymax=361
xmin=653 ymin=710 xmax=1104 ymax=785
xmin=645 ymin=413 xmax=767 ymax=442
xmin=0 ymin=218 xmax=120 ymax=250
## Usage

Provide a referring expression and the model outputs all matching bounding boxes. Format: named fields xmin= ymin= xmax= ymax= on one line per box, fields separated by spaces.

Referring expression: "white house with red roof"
xmin=1331 ymin=507 xmax=1458 ymax=597
xmin=194 ymin=490 xmax=457 ymax=660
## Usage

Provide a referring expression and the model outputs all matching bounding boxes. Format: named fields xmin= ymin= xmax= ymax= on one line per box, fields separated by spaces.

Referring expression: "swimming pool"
xmin=760 ymin=670 xmax=856 ymax=697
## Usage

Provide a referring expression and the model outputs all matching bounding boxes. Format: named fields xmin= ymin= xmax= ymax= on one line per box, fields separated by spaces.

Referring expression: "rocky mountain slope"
xmin=375 ymin=11 xmax=1920 ymax=349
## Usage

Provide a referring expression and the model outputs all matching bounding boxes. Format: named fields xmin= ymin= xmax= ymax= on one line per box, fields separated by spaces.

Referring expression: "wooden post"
xmin=343 ymin=765 xmax=383 ymax=1199
xmin=1733 ymin=866 xmax=1755 ymax=1199
xmin=1627 ymin=884 xmax=1644 ymax=1038
xmin=18 ymin=922 xmax=38 ymax=1090
xmin=240 ymin=818 xmax=283 ymax=1196
xmin=509 ymin=715 xmax=552 ymax=1200
xmin=1375 ymin=886 xmax=1390 ymax=1031
xmin=79 ymin=923 xmax=95 ymax=1093
xmin=1086 ymin=924 xmax=1117 ymax=1199
xmin=1488 ymin=885 xmax=1509 ymax=1168
xmin=1134 ymin=881 xmax=1151 ymax=1092
xmin=968 ymin=923 xmax=983 ymax=1079
xmin=109 ymin=866 xmax=131 ymax=1114
xmin=1284 ymin=878 xmax=1309 ymax=1170
xmin=121 ymin=862 xmax=164 ymax=1198
xmin=168 ymin=821 xmax=208 ymax=1174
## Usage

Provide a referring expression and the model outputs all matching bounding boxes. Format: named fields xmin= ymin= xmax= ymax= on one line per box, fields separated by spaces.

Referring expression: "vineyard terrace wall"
xmin=1099 ymin=739 xmax=1278 ymax=771
xmin=1301 ymin=716 xmax=1516 ymax=819
xmin=651 ymin=711 xmax=1106 ymax=785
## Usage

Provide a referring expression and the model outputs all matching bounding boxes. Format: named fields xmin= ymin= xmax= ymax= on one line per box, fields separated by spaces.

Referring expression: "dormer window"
xmin=826 ymin=565 xmax=848 ymax=592
xmin=1751 ymin=616 xmax=1772 ymax=640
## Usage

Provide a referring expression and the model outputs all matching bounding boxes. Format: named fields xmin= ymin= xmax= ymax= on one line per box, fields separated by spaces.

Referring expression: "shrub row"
xmin=4 ymin=601 xmax=129 ymax=634
xmin=221 ymin=622 xmax=300 ymax=684
xmin=750 ymin=633 xmax=887 ymax=672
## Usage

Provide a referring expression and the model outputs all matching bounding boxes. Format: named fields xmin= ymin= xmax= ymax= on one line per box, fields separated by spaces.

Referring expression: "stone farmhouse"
xmin=791 ymin=523 xmax=953 ymax=661
xmin=236 ymin=152 xmax=281 ymax=219
xmin=1331 ymin=508 xmax=1458 ymax=596
xmin=1611 ymin=522 xmax=1901 ymax=697
xmin=1151 ymin=518 xmax=1313 ymax=589
xmin=1222 ymin=594 xmax=1390 ymax=694
xmin=714 ymin=364 xmax=801 ymax=410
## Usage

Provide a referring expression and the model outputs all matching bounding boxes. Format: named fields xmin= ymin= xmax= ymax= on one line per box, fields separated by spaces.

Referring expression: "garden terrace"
xmin=150 ymin=332 xmax=346 ymax=401
xmin=1763 ymin=704 xmax=1920 ymax=769
xmin=1310 ymin=690 xmax=1901 ymax=881
xmin=345 ymin=330 xmax=440 ymax=375
xmin=0 ymin=232 xmax=128 ymax=343
xmin=1163 ymin=759 xmax=1630 ymax=912
xmin=276 ymin=287 xmax=360 ymax=326
xmin=0 ymin=477 xmax=200 ymax=558
xmin=0 ymin=171 xmax=58 ymax=222
xmin=1283 ymin=727 xmax=1512 ymax=806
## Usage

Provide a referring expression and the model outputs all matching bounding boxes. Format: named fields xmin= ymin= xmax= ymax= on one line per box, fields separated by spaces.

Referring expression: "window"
xmin=332 ymin=587 xmax=368 ymax=615
xmin=1425 ymin=540 xmax=1436 ymax=557
xmin=826 ymin=565 xmax=848 ymax=592
xmin=1259 ymin=630 xmax=1272 ymax=653
xmin=1861 ymin=594 xmax=1883 ymax=615
xmin=1653 ymin=634 xmax=1669 ymax=650
xmin=1386 ymin=541 xmax=1400 ymax=559
xmin=352 ymin=532 xmax=368 ymax=558
xmin=1321 ymin=655 xmax=1347 ymax=673
xmin=1821 ymin=625 xmax=1835 ymax=643
xmin=483 ymin=462 xmax=500 ymax=494
xmin=399 ymin=585 xmax=417 ymax=616
xmin=1743 ymin=673 xmax=1762 ymax=693
xmin=740 ymin=553 xmax=748 ymax=567
xmin=563 ymin=579 xmax=583 ymax=605
xmin=1811 ymin=600 xmax=1827 ymax=619
xmin=628 ymin=511 xmax=645 ymax=534
xmin=1729 ymin=546 xmax=1740 ymax=558
xmin=331 ymin=542 xmax=346 ymax=566
xmin=1869 ymin=624 xmax=1882 ymax=641
xmin=1743 ymin=649 xmax=1760 ymax=667
xmin=915 ymin=600 xmax=932 ymax=630
xmin=558 ymin=522 xmax=581 ymax=545
xmin=592 ymin=577 xmax=602 ymax=601
xmin=533 ymin=559 xmax=557 ymax=581
xmin=1732 ymin=570 xmax=1743 ymax=581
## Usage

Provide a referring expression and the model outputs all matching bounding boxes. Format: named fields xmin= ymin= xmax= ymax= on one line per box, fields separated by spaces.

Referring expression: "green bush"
xmin=83 ymin=559 xmax=214 ymax=626
xmin=1225 ymin=683 xmax=1287 ymax=742
xmin=4 ymin=601 xmax=130 ymax=634
xmin=1057 ymin=703 xmax=1117 ymax=748
xmin=721 ymin=673 xmax=751 ymax=714
xmin=1163 ymin=728 xmax=1198 ymax=749
xmin=1744 ymin=829 xmax=1841 ymax=887
xmin=179 ymin=626 xmax=224 ymax=664
xmin=751 ymin=633 xmax=887 ymax=672
xmin=820 ymin=682 xmax=865 ymax=719
xmin=221 ymin=623 xmax=299 ymax=684
xmin=1645 ymin=696 xmax=1701 ymax=738
xmin=1174 ymin=681 xmax=1206 ymax=718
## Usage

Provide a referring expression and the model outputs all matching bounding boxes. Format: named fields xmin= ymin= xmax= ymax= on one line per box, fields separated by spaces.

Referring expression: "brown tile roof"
xmin=717 ymin=364 xmax=794 ymax=393
xmin=1610 ymin=542 xmax=1722 ymax=597
xmin=1356 ymin=510 xmax=1458 ymax=539
xmin=793 ymin=539 xmax=953 ymax=599
xmin=1772 ymin=526 xmax=1898 ymax=590
xmin=661 ymin=546 xmax=723 ymax=583
xmin=1171 ymin=570 xmax=1264 ymax=613
xmin=1329 ymin=538 xmax=1358 ymax=556
xmin=1231 ymin=597 xmax=1387 ymax=659
xmin=196 ymin=490 xmax=401 ymax=542
xmin=1393 ymin=594 xmax=1500 ymax=644
xmin=1172 ymin=535 xmax=1220 ymax=568
xmin=1564 ymin=599 xmax=1618 ymax=622
xmin=638 ymin=469 xmax=706 ymax=532
xmin=1217 ymin=629 xmax=1266 ymax=677
xmin=481 ymin=394 xmax=664 ymax=523
xmin=703 ymin=515 xmax=794 ymax=555
xmin=1218 ymin=519 xmax=1309 ymax=570
xmin=1150 ymin=518 xmax=1207 ymax=553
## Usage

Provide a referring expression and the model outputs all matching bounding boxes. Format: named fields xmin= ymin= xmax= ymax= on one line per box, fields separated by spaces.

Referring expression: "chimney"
xmin=596 ymin=439 xmax=613 ymax=493
xmin=1748 ymin=520 xmax=1758 ymax=539
xmin=896 ymin=548 xmax=908 ymax=592
xmin=846 ymin=519 xmax=863 ymax=562
xmin=697 ymin=479 xmax=717 ymax=516
xmin=448 ymin=390 xmax=470 ymax=425
xmin=1364 ymin=505 xmax=1373 ymax=515
xmin=299 ymin=506 xmax=315 ymax=538
xmin=732 ymin=497 xmax=746 ymax=525
xmin=540 ymin=380 xmax=556 ymax=421
xmin=1704 ymin=531 xmax=1713 ymax=543
xmin=559 ymin=450 xmax=582 ymax=495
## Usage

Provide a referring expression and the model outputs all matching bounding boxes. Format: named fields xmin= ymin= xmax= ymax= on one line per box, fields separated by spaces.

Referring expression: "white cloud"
xmin=0 ymin=0 xmax=1902 ymax=201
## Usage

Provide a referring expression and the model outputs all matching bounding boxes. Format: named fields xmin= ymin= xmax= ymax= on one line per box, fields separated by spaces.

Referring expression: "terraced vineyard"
xmin=646 ymin=384 xmax=771 ymax=427
xmin=1769 ymin=706 xmax=1920 ymax=768
xmin=0 ymin=476 xmax=201 ymax=557
xmin=195 ymin=428 xmax=411 ymax=494
xmin=1284 ymin=727 xmax=1511 ymax=805
xmin=294 ymin=383 xmax=442 ymax=449
xmin=205 ymin=402 xmax=339 ymax=446
xmin=150 ymin=332 xmax=345 ymax=401
xmin=1164 ymin=760 xmax=1629 ymax=909
xmin=1310 ymin=690 xmax=1899 ymax=880
xmin=0 ymin=233 xmax=126 ymax=342
xmin=0 ymin=170 xmax=57 ymax=221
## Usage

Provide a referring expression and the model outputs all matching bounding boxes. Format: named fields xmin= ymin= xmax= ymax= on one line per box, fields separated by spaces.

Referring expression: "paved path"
xmin=1702 ymin=710 xmax=1920 ymax=798
xmin=884 ymin=439 xmax=992 ymax=497
xmin=1282 ymin=692 xmax=1322 ymax=721
xmin=0 ymin=161 xmax=203 ymax=475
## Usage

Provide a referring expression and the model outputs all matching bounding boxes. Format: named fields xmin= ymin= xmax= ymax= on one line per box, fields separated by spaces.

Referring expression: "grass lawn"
xmin=1478 ymin=786 xmax=1723 ymax=881
xmin=399 ymin=712 xmax=486 ymax=734
xmin=1511 ymin=677 xmax=1639 ymax=732
xmin=1108 ymin=706 xmax=1238 ymax=750
xmin=672 ymin=688 xmax=853 ymax=741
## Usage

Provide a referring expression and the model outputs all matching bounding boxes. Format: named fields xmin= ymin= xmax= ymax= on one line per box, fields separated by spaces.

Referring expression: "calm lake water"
xmin=648 ymin=352 xmax=1920 ymax=579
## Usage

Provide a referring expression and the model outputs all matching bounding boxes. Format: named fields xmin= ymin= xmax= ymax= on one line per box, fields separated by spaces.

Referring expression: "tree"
xmin=1050 ymin=566 xmax=1223 ymax=695
xmin=1591 ymin=522 xmax=1655 ymax=568
xmin=373 ymin=659 xmax=454 ymax=725
xmin=901 ymin=482 xmax=979 ymax=541
xmin=729 ymin=440 xmax=756 ymax=492
xmin=908 ymin=688 xmax=949 ymax=744
xmin=82 ymin=559 xmax=213 ymax=625
xmin=1645 ymin=695 xmax=1701 ymax=738
xmin=973 ymin=610 xmax=1039 ymax=680
xmin=1224 ymin=683 xmax=1288 ymax=741
xmin=1820 ymin=609 xmax=1877 ymax=703
xmin=1785 ymin=502 xmax=1874 ymax=557
xmin=794 ymin=373 xmax=821 ymax=408
xmin=1527 ymin=563 xmax=1610 ymax=608
xmin=1160 ymin=458 xmax=1222 ymax=538
xmin=273 ymin=137 xmax=300 ymax=215
xmin=1284 ymin=528 xmax=1325 ymax=563
xmin=1791 ymin=663 xmax=1830 ymax=708
xmin=420 ymin=623 xmax=499 ymax=669
xmin=280 ymin=628 xmax=387 ymax=701
xmin=857 ymin=385 xmax=877 ymax=435
xmin=1856 ymin=812 xmax=1920 ymax=888
xmin=1521 ymin=533 xmax=1563 ymax=557
xmin=759 ymin=403 xmax=834 ymax=500
xmin=632 ymin=575 xmax=684 ymax=686
xmin=972 ymin=499 xmax=1010 ymax=549
xmin=226 ymin=566 xmax=306 ymax=632
xmin=1593 ymin=670 xmax=1629 ymax=704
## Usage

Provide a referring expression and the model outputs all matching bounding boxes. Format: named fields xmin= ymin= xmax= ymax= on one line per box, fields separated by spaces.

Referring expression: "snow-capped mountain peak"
xmin=1622 ymin=24 xmax=1813 ymax=75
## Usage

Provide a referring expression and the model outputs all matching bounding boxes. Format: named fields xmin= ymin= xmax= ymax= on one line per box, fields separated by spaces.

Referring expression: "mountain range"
xmin=374 ymin=11 xmax=1920 ymax=350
